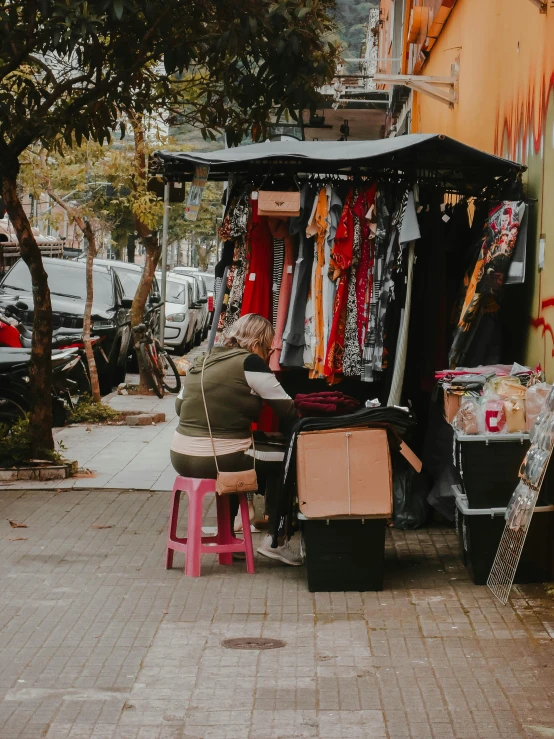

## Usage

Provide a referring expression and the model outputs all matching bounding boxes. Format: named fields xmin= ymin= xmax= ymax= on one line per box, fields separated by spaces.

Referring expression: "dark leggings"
xmin=170 ymin=450 xmax=280 ymax=530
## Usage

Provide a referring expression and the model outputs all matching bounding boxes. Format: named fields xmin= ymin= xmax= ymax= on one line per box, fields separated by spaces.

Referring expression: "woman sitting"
xmin=171 ymin=313 xmax=302 ymax=566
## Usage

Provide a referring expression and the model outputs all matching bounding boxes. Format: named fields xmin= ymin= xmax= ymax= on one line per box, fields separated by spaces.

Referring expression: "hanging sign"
xmin=185 ymin=165 xmax=210 ymax=221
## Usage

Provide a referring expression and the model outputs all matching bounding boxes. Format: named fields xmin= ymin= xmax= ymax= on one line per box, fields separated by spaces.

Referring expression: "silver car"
xmin=156 ymin=271 xmax=199 ymax=353
xmin=171 ymin=268 xmax=210 ymax=340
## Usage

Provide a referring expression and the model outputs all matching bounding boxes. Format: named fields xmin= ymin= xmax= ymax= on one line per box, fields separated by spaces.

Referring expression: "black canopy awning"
xmin=154 ymin=134 xmax=524 ymax=195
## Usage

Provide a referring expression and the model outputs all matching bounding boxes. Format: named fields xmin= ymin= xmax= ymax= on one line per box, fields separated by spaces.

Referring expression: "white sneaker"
xmin=257 ymin=535 xmax=304 ymax=566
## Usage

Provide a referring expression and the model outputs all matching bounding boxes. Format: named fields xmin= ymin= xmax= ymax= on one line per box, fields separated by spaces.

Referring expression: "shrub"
xmin=0 ymin=418 xmax=65 ymax=467
xmin=68 ymin=396 xmax=121 ymax=424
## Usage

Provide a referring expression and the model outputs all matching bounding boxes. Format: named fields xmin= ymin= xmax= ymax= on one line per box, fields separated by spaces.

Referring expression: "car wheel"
xmin=176 ymin=339 xmax=188 ymax=356
xmin=194 ymin=331 xmax=202 ymax=347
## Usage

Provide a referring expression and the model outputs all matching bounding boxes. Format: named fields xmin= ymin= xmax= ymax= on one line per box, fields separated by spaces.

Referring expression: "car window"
xmin=201 ymin=273 xmax=215 ymax=292
xmin=196 ymin=276 xmax=207 ymax=298
xmin=112 ymin=267 xmax=141 ymax=298
xmin=2 ymin=259 xmax=114 ymax=305
xmin=165 ymin=279 xmax=189 ymax=306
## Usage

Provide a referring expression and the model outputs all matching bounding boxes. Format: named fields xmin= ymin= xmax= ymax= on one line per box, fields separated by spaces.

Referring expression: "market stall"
xmin=154 ymin=135 xmax=531 ymax=591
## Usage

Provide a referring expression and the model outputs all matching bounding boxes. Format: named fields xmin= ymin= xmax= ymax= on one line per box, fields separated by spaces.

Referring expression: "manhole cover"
xmin=221 ymin=637 xmax=286 ymax=650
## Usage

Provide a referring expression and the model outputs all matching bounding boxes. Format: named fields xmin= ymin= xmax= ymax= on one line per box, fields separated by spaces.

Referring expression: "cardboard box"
xmin=296 ymin=427 xmax=392 ymax=518
xmin=444 ymin=389 xmax=461 ymax=423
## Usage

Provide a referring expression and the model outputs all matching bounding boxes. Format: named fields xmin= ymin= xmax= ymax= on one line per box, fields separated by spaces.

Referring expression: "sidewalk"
xmin=0 ymin=485 xmax=554 ymax=739
xmin=2 ymin=392 xmax=178 ymax=493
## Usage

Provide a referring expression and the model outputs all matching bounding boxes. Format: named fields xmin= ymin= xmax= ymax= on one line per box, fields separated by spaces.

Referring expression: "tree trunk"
xmin=82 ymin=223 xmax=101 ymax=402
xmin=43 ymin=177 xmax=102 ymax=403
xmin=128 ymin=110 xmax=162 ymax=392
xmin=1 ymin=167 xmax=54 ymax=455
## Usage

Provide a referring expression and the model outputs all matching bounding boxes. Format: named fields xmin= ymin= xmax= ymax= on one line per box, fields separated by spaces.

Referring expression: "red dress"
xmin=324 ymin=189 xmax=355 ymax=379
xmin=241 ymin=198 xmax=273 ymax=319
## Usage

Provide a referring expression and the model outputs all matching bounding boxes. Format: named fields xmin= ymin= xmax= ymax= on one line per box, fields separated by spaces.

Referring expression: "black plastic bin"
xmin=455 ymin=491 xmax=554 ymax=585
xmin=455 ymin=432 xmax=553 ymax=508
xmin=301 ymin=516 xmax=386 ymax=592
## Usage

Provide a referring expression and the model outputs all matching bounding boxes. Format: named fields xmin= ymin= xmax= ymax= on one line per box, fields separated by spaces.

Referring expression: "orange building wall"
xmin=407 ymin=0 xmax=554 ymax=377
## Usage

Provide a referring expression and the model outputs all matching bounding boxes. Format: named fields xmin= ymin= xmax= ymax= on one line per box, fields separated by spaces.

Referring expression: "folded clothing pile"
xmin=294 ymin=392 xmax=360 ymax=417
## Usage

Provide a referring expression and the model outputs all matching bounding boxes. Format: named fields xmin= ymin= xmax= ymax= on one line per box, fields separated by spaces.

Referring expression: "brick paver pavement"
xmin=0 ymin=488 xmax=553 ymax=739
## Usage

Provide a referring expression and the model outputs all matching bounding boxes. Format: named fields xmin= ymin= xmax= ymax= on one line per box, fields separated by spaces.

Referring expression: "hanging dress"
xmin=322 ymin=186 xmax=343 ymax=364
xmin=304 ymin=188 xmax=326 ymax=369
xmin=324 ymin=189 xmax=355 ymax=379
xmin=362 ymin=189 xmax=391 ymax=382
xmin=268 ymin=217 xmax=297 ymax=371
xmin=281 ymin=185 xmax=316 ymax=367
xmin=240 ymin=197 xmax=273 ymax=320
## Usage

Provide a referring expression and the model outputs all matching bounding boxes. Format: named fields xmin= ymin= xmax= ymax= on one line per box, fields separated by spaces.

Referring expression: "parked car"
xmin=0 ymin=257 xmax=131 ymax=393
xmin=171 ymin=268 xmax=210 ymax=339
xmin=155 ymin=271 xmax=197 ymax=353
xmin=76 ymin=257 xmax=161 ymax=310
xmin=196 ymin=271 xmax=215 ymax=319
xmin=77 ymin=257 xmax=162 ymax=369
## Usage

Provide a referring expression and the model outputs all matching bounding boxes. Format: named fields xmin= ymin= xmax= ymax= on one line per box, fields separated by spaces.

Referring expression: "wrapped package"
xmin=484 ymin=398 xmax=505 ymax=433
xmin=455 ymin=399 xmax=481 ymax=435
xmin=526 ymin=383 xmax=551 ymax=430
xmin=503 ymin=398 xmax=526 ymax=433
xmin=494 ymin=377 xmax=526 ymax=399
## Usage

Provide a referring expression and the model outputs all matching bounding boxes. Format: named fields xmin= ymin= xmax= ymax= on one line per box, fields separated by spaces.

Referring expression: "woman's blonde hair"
xmin=223 ymin=314 xmax=274 ymax=353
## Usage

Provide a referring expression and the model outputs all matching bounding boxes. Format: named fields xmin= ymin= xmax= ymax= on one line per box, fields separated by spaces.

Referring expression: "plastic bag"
xmin=174 ymin=357 xmax=191 ymax=376
xmin=526 ymin=382 xmax=551 ymax=430
xmin=505 ymin=480 xmax=536 ymax=530
xmin=503 ymin=397 xmax=526 ymax=433
xmin=454 ymin=398 xmax=481 ymax=435
xmin=484 ymin=397 xmax=505 ymax=433
xmin=392 ymin=454 xmax=429 ymax=530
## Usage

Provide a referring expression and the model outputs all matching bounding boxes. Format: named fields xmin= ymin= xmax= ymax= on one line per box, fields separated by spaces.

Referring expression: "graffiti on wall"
xmin=494 ymin=55 xmax=554 ymax=366
xmin=494 ymin=71 xmax=554 ymax=163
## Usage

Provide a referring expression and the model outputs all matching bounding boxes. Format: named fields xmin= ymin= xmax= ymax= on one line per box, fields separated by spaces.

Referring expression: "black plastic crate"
xmin=455 ymin=433 xmax=553 ymax=508
xmin=301 ymin=518 xmax=386 ymax=592
xmin=455 ymin=492 xmax=554 ymax=585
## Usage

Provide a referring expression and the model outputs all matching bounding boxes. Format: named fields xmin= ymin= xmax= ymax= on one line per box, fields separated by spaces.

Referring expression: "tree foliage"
xmin=333 ymin=0 xmax=378 ymax=57
xmin=0 ymin=0 xmax=338 ymax=456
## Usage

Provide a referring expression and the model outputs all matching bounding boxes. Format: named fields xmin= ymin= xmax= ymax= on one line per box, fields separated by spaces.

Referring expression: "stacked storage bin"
xmin=296 ymin=427 xmax=394 ymax=592
xmin=454 ymin=429 xmax=554 ymax=584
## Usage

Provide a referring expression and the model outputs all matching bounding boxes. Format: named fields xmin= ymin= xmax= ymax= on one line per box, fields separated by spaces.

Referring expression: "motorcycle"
xmin=0 ymin=347 xmax=83 ymax=428
xmin=0 ymin=306 xmax=96 ymax=394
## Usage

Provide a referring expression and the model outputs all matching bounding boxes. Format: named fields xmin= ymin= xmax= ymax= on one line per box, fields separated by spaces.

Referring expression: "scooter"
xmin=0 ymin=347 xmax=83 ymax=428
xmin=0 ymin=307 xmax=97 ymax=394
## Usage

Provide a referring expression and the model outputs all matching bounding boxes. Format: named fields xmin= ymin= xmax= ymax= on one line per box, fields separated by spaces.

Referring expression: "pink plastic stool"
xmin=165 ymin=476 xmax=255 ymax=576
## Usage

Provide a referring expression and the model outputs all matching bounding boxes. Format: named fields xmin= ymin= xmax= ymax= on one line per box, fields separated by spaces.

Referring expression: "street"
xmin=0 ymin=485 xmax=553 ymax=739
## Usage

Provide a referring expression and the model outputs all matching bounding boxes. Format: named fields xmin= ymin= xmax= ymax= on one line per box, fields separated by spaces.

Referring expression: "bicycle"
xmin=131 ymin=304 xmax=181 ymax=398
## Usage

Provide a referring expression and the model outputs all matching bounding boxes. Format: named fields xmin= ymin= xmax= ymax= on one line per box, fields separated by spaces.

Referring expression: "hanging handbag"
xmin=200 ymin=354 xmax=258 ymax=495
xmin=257 ymin=190 xmax=301 ymax=217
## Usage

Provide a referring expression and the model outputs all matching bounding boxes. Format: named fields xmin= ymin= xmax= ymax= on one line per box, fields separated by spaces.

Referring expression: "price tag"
xmin=252 ymin=191 xmax=259 ymax=201
xmin=287 ymin=265 xmax=293 ymax=274
xmin=249 ymin=273 xmax=256 ymax=281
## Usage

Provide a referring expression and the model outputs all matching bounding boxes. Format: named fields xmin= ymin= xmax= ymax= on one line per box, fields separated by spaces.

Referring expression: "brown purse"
xmin=257 ymin=190 xmax=301 ymax=217
xmin=200 ymin=354 xmax=258 ymax=495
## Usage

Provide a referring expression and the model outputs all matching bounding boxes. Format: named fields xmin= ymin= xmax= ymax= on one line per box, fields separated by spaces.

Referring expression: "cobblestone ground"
xmin=1 ymin=488 xmax=553 ymax=739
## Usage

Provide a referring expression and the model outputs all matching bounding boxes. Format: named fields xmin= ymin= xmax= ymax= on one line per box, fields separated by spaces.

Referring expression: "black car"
xmin=0 ymin=257 xmax=132 ymax=392
xmin=84 ymin=257 xmax=161 ymax=368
